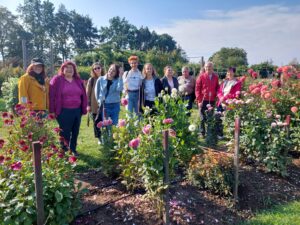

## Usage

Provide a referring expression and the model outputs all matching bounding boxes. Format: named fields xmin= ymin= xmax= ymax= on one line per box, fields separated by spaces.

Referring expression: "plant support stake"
xmin=162 ymin=130 xmax=170 ymax=225
xmin=32 ymin=141 xmax=45 ymax=225
xmin=234 ymin=117 xmax=240 ymax=207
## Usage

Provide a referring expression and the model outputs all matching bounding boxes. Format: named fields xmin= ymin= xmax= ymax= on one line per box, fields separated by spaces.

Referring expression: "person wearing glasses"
xmin=122 ymin=55 xmax=144 ymax=115
xmin=86 ymin=62 xmax=105 ymax=144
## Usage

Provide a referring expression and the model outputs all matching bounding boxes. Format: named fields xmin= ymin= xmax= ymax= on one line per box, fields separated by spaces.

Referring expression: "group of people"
xmin=18 ymin=56 xmax=242 ymax=156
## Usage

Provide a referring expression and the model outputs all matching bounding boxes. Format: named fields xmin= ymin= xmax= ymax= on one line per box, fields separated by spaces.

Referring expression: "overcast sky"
xmin=1 ymin=0 xmax=299 ymax=65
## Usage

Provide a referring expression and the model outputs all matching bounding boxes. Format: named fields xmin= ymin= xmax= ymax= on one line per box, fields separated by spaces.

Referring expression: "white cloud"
xmin=154 ymin=4 xmax=300 ymax=66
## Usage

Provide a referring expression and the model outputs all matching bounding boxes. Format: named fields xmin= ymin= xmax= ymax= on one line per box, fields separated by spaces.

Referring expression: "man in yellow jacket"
xmin=18 ymin=58 xmax=49 ymax=111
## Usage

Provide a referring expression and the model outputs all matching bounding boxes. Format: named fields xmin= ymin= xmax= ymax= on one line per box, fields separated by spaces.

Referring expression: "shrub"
xmin=0 ymin=104 xmax=83 ymax=224
xmin=187 ymin=151 xmax=234 ymax=196
xmin=1 ymin=77 xmax=18 ymax=112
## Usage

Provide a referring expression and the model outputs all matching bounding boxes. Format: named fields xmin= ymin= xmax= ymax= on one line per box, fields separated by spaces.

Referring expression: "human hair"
xmin=181 ymin=66 xmax=190 ymax=72
xmin=128 ymin=55 xmax=139 ymax=63
xmin=227 ymin=67 xmax=236 ymax=73
xmin=90 ymin=62 xmax=105 ymax=77
xmin=59 ymin=61 xmax=80 ymax=78
xmin=142 ymin=63 xmax=157 ymax=77
xmin=109 ymin=63 xmax=120 ymax=79
xmin=205 ymin=61 xmax=213 ymax=67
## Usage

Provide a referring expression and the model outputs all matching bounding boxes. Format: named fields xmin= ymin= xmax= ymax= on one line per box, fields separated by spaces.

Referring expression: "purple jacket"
xmin=49 ymin=75 xmax=87 ymax=116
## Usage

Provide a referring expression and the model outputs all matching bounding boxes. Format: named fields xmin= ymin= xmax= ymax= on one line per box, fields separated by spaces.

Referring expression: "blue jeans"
xmin=104 ymin=102 xmax=120 ymax=125
xmin=128 ymin=91 xmax=139 ymax=115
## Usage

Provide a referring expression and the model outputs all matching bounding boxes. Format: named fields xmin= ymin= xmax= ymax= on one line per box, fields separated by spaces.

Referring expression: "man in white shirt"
xmin=123 ymin=55 xmax=143 ymax=115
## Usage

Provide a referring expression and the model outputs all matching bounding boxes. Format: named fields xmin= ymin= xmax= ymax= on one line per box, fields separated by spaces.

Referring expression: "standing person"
xmin=195 ymin=61 xmax=219 ymax=137
xmin=95 ymin=64 xmax=123 ymax=126
xmin=86 ymin=62 xmax=105 ymax=144
xmin=18 ymin=58 xmax=49 ymax=111
xmin=123 ymin=55 xmax=143 ymax=115
xmin=49 ymin=61 xmax=87 ymax=156
xmin=140 ymin=63 xmax=163 ymax=110
xmin=178 ymin=66 xmax=196 ymax=114
xmin=161 ymin=65 xmax=179 ymax=94
xmin=216 ymin=67 xmax=242 ymax=138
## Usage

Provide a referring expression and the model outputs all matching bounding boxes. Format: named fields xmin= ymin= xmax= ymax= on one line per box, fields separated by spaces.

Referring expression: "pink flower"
xmin=53 ymin=127 xmax=61 ymax=134
xmin=276 ymin=67 xmax=282 ymax=73
xmin=291 ymin=106 xmax=298 ymax=114
xmin=4 ymin=119 xmax=14 ymax=126
xmin=263 ymin=92 xmax=271 ymax=99
xmin=58 ymin=152 xmax=65 ymax=159
xmin=235 ymin=91 xmax=241 ymax=97
xmin=118 ymin=119 xmax=126 ymax=127
xmin=97 ymin=121 xmax=104 ymax=128
xmin=69 ymin=156 xmax=77 ymax=164
xmin=271 ymin=80 xmax=280 ymax=88
xmin=29 ymin=111 xmax=37 ymax=117
xmin=168 ymin=129 xmax=176 ymax=138
xmin=142 ymin=124 xmax=151 ymax=135
xmin=0 ymin=155 xmax=4 ymax=164
xmin=248 ymin=69 xmax=254 ymax=75
xmin=163 ymin=118 xmax=174 ymax=124
xmin=103 ymin=119 xmax=113 ymax=126
xmin=297 ymin=73 xmax=300 ymax=79
xmin=121 ymin=98 xmax=128 ymax=106
xmin=11 ymin=161 xmax=22 ymax=171
xmin=239 ymin=76 xmax=246 ymax=83
xmin=129 ymin=137 xmax=140 ymax=149
xmin=251 ymin=72 xmax=258 ymax=79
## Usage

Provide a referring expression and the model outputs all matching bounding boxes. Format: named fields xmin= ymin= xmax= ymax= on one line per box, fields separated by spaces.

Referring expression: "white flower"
xmin=275 ymin=114 xmax=281 ymax=119
xmin=144 ymin=106 xmax=152 ymax=115
xmin=245 ymin=98 xmax=254 ymax=104
xmin=171 ymin=88 xmax=177 ymax=94
xmin=171 ymin=92 xmax=177 ymax=98
xmin=188 ymin=124 xmax=196 ymax=132
xmin=163 ymin=95 xmax=170 ymax=103
xmin=178 ymin=86 xmax=185 ymax=93
xmin=271 ymin=122 xmax=277 ymax=128
xmin=206 ymin=104 xmax=211 ymax=108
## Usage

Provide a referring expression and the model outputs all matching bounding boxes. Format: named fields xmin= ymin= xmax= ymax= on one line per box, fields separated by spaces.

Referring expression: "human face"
xmin=145 ymin=65 xmax=153 ymax=77
xmin=226 ymin=70 xmax=234 ymax=80
xmin=129 ymin=60 xmax=138 ymax=70
xmin=107 ymin=65 xmax=117 ymax=80
xmin=205 ymin=63 xmax=213 ymax=74
xmin=165 ymin=67 xmax=173 ymax=77
xmin=182 ymin=68 xmax=189 ymax=78
xmin=93 ymin=66 xmax=102 ymax=77
xmin=32 ymin=65 xmax=43 ymax=74
xmin=64 ymin=65 xmax=74 ymax=78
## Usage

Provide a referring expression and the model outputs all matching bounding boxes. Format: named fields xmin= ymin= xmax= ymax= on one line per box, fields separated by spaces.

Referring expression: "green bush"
xmin=77 ymin=66 xmax=91 ymax=81
xmin=0 ymin=105 xmax=84 ymax=224
xmin=1 ymin=77 xmax=19 ymax=112
xmin=0 ymin=98 xmax=5 ymax=112
xmin=187 ymin=151 xmax=234 ymax=196
xmin=0 ymin=67 xmax=24 ymax=97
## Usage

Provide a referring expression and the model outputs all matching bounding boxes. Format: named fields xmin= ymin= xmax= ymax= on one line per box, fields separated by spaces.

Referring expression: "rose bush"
xmin=0 ymin=104 xmax=84 ymax=225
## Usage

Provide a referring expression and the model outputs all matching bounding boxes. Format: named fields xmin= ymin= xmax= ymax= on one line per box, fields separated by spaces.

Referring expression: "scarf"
xmin=29 ymin=71 xmax=45 ymax=85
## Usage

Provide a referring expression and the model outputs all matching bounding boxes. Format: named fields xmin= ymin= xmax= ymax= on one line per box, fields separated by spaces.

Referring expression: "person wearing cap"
xmin=195 ymin=61 xmax=219 ymax=137
xmin=216 ymin=67 xmax=242 ymax=138
xmin=18 ymin=58 xmax=49 ymax=110
xmin=122 ymin=55 xmax=144 ymax=115
xmin=178 ymin=66 xmax=196 ymax=115
xmin=49 ymin=61 xmax=87 ymax=156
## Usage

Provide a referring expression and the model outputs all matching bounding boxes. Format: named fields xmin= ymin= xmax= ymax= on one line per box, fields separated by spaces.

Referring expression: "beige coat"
xmin=86 ymin=77 xmax=99 ymax=114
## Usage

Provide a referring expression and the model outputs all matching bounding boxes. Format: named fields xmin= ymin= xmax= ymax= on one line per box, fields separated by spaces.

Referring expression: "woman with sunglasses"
xmin=86 ymin=62 xmax=105 ymax=144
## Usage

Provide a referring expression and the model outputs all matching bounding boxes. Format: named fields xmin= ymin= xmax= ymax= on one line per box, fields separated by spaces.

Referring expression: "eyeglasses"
xmin=93 ymin=67 xmax=101 ymax=70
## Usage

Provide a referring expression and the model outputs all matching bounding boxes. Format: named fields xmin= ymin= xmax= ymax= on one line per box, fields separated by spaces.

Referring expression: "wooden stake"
xmin=162 ymin=130 xmax=170 ymax=225
xmin=234 ymin=117 xmax=240 ymax=207
xmin=32 ymin=142 xmax=45 ymax=225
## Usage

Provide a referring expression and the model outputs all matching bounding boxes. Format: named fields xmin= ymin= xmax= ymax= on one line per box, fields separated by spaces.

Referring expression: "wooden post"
xmin=32 ymin=142 xmax=45 ymax=225
xmin=234 ymin=117 xmax=240 ymax=207
xmin=162 ymin=130 xmax=170 ymax=225
xmin=285 ymin=115 xmax=291 ymax=139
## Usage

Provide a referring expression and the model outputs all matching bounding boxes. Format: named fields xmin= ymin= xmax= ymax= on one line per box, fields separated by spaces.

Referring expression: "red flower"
xmin=276 ymin=67 xmax=282 ymax=73
xmin=251 ymin=72 xmax=258 ymax=79
xmin=4 ymin=119 xmax=14 ymax=126
xmin=21 ymin=145 xmax=29 ymax=152
xmin=29 ymin=111 xmax=37 ymax=117
xmin=248 ymin=69 xmax=254 ymax=75
xmin=272 ymin=98 xmax=278 ymax=104
xmin=27 ymin=132 xmax=33 ymax=141
xmin=291 ymin=106 xmax=298 ymax=114
xmin=58 ymin=151 xmax=65 ymax=159
xmin=69 ymin=156 xmax=77 ymax=164
xmin=18 ymin=140 xmax=26 ymax=146
xmin=48 ymin=114 xmax=56 ymax=120
xmin=11 ymin=161 xmax=22 ymax=171
xmin=1 ymin=112 xmax=9 ymax=118
xmin=271 ymin=79 xmax=281 ymax=88
xmin=53 ymin=127 xmax=62 ymax=134
xmin=5 ymin=156 xmax=11 ymax=161
xmin=39 ymin=136 xmax=47 ymax=145
xmin=97 ymin=121 xmax=104 ymax=128
xmin=0 ymin=155 xmax=4 ymax=164
xmin=0 ymin=139 xmax=5 ymax=148
xmin=163 ymin=118 xmax=174 ymax=124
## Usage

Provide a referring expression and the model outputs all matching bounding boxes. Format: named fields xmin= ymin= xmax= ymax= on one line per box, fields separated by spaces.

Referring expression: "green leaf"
xmin=55 ymin=190 xmax=63 ymax=202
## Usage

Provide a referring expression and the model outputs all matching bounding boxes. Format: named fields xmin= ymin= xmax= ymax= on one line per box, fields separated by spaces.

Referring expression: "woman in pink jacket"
xmin=216 ymin=67 xmax=242 ymax=138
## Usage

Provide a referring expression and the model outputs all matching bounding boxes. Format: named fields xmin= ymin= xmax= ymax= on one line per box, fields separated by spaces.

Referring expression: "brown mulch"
xmin=71 ymin=159 xmax=300 ymax=225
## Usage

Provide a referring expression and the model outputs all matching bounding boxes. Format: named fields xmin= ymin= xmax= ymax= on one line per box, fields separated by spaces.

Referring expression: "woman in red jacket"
xmin=216 ymin=67 xmax=242 ymax=138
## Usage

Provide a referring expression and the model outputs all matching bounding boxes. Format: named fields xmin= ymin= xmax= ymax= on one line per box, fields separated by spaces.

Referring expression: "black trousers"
xmin=199 ymin=101 xmax=215 ymax=136
xmin=57 ymin=108 xmax=81 ymax=153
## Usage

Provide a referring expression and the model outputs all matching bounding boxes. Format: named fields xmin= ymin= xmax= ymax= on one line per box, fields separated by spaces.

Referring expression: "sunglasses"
xmin=93 ymin=67 xmax=101 ymax=70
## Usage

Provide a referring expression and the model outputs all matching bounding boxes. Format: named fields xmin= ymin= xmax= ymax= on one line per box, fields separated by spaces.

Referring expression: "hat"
xmin=31 ymin=58 xmax=44 ymax=66
xmin=228 ymin=67 xmax=236 ymax=73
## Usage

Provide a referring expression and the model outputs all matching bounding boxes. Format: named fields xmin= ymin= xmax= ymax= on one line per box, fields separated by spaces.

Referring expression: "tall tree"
xmin=209 ymin=47 xmax=248 ymax=70
xmin=69 ymin=10 xmax=99 ymax=53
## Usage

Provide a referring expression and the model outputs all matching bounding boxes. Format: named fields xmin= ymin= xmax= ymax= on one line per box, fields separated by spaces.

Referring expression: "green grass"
xmin=0 ymin=98 xmax=5 ymax=112
xmin=241 ymin=201 xmax=300 ymax=225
